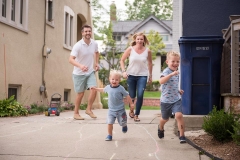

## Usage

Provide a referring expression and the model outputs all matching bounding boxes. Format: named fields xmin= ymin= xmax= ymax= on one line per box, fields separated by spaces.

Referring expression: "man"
xmin=69 ymin=24 xmax=99 ymax=120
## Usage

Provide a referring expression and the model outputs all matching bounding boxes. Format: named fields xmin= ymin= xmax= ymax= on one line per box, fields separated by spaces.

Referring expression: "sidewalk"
xmin=0 ymin=110 xmax=209 ymax=160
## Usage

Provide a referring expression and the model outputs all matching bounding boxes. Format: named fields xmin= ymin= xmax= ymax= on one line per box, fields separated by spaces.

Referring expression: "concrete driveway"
xmin=0 ymin=110 xmax=209 ymax=160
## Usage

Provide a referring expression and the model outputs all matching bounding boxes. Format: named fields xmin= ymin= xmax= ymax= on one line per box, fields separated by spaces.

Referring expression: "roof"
xmin=112 ymin=15 xmax=172 ymax=35
xmin=112 ymin=20 xmax=141 ymax=33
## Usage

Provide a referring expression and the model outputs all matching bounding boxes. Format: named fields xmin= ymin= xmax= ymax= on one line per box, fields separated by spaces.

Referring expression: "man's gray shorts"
xmin=72 ymin=71 xmax=96 ymax=93
xmin=107 ymin=109 xmax=127 ymax=127
xmin=160 ymin=99 xmax=182 ymax=120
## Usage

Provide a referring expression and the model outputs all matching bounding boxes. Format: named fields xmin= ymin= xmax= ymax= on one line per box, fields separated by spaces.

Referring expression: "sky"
xmin=104 ymin=0 xmax=132 ymax=20
xmin=106 ymin=0 xmax=127 ymax=10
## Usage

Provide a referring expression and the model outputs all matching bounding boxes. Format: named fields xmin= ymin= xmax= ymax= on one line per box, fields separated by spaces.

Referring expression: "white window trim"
xmin=46 ymin=0 xmax=54 ymax=27
xmin=63 ymin=6 xmax=74 ymax=50
xmin=0 ymin=0 xmax=28 ymax=32
xmin=8 ymin=84 xmax=22 ymax=101
xmin=161 ymin=34 xmax=169 ymax=42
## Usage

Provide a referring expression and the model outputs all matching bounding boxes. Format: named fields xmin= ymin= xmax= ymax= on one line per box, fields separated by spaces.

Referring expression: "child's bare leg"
xmin=108 ymin=124 xmax=113 ymax=136
xmin=159 ymin=117 xmax=168 ymax=130
xmin=175 ymin=112 xmax=185 ymax=136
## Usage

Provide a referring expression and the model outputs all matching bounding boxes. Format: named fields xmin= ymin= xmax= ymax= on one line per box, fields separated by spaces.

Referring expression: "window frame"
xmin=8 ymin=84 xmax=21 ymax=101
xmin=46 ymin=0 xmax=54 ymax=27
xmin=64 ymin=89 xmax=71 ymax=102
xmin=0 ymin=0 xmax=28 ymax=32
xmin=63 ymin=6 xmax=74 ymax=50
xmin=161 ymin=35 xmax=169 ymax=42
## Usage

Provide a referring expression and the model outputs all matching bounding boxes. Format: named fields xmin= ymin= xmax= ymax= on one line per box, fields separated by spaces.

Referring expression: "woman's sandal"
xmin=134 ymin=116 xmax=140 ymax=122
xmin=129 ymin=110 xmax=134 ymax=118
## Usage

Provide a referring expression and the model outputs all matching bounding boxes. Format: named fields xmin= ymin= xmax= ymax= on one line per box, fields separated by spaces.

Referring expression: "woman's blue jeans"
xmin=127 ymin=75 xmax=147 ymax=115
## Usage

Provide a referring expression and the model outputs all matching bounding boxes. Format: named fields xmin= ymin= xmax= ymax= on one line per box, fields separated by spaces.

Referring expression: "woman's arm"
xmin=147 ymin=49 xmax=153 ymax=83
xmin=125 ymin=95 xmax=134 ymax=110
xmin=120 ymin=47 xmax=131 ymax=79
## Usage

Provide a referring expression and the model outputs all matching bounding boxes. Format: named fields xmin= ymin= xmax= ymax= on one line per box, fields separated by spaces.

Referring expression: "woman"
xmin=120 ymin=32 xmax=153 ymax=122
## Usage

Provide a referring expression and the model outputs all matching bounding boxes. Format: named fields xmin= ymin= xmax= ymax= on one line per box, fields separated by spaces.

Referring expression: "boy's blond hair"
xmin=109 ymin=70 xmax=122 ymax=78
xmin=166 ymin=51 xmax=180 ymax=59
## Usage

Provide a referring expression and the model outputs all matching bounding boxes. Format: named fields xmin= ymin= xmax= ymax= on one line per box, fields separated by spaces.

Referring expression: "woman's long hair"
xmin=130 ymin=32 xmax=149 ymax=46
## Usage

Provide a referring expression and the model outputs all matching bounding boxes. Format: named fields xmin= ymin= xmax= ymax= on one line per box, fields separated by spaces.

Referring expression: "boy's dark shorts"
xmin=160 ymin=99 xmax=182 ymax=120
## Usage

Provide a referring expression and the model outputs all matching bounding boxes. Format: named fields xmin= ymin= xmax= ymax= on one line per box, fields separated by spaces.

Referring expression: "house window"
xmin=46 ymin=0 xmax=54 ymax=26
xmin=64 ymin=91 xmax=68 ymax=101
xmin=113 ymin=35 xmax=121 ymax=41
xmin=20 ymin=0 xmax=23 ymax=24
xmin=2 ymin=0 xmax=6 ymax=17
xmin=64 ymin=89 xmax=70 ymax=102
xmin=64 ymin=6 xmax=74 ymax=50
xmin=48 ymin=0 xmax=52 ymax=21
xmin=8 ymin=85 xmax=20 ymax=100
xmin=161 ymin=35 xmax=169 ymax=42
xmin=11 ymin=0 xmax=15 ymax=21
xmin=0 ymin=0 xmax=28 ymax=32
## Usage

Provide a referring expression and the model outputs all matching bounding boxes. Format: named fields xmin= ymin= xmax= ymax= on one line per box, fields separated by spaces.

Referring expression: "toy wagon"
xmin=45 ymin=93 xmax=61 ymax=116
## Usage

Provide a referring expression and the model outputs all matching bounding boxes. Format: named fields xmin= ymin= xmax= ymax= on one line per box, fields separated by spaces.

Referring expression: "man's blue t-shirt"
xmin=160 ymin=67 xmax=181 ymax=103
xmin=104 ymin=85 xmax=129 ymax=111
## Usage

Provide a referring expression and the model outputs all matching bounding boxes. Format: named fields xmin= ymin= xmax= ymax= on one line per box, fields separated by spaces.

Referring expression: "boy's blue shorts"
xmin=107 ymin=109 xmax=127 ymax=127
xmin=160 ymin=99 xmax=182 ymax=120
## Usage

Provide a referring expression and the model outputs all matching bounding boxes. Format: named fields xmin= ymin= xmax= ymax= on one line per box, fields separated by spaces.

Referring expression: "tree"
xmin=146 ymin=30 xmax=166 ymax=61
xmin=91 ymin=0 xmax=108 ymax=33
xmin=125 ymin=0 xmax=173 ymax=20
xmin=98 ymin=22 xmax=123 ymax=84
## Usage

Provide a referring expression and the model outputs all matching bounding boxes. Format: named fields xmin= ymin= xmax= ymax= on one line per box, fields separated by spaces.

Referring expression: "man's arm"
xmin=69 ymin=55 xmax=88 ymax=72
xmin=95 ymin=51 xmax=100 ymax=71
xmin=91 ymin=87 xmax=104 ymax=92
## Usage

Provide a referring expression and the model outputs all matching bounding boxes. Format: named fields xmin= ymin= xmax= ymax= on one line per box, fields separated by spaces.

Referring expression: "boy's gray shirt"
xmin=104 ymin=85 xmax=129 ymax=111
xmin=160 ymin=67 xmax=181 ymax=103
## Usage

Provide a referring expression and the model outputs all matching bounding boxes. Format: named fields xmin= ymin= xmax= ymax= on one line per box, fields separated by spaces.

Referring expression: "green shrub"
xmin=146 ymin=80 xmax=160 ymax=91
xmin=28 ymin=103 xmax=48 ymax=114
xmin=202 ymin=107 xmax=235 ymax=142
xmin=228 ymin=115 xmax=240 ymax=145
xmin=120 ymin=79 xmax=127 ymax=90
xmin=79 ymin=103 xmax=87 ymax=110
xmin=61 ymin=102 xmax=74 ymax=110
xmin=100 ymin=93 xmax=108 ymax=109
xmin=28 ymin=108 xmax=38 ymax=114
xmin=0 ymin=96 xmax=28 ymax=117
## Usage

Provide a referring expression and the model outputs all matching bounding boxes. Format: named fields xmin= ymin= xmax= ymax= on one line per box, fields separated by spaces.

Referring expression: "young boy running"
xmin=92 ymin=70 xmax=134 ymax=141
xmin=158 ymin=51 xmax=186 ymax=143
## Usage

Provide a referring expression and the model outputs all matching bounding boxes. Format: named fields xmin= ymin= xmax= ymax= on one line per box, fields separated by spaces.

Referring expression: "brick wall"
xmin=123 ymin=98 xmax=160 ymax=107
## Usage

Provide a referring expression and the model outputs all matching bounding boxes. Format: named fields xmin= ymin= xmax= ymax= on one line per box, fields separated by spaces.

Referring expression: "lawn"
xmin=144 ymin=91 xmax=161 ymax=98
xmin=102 ymin=91 xmax=161 ymax=98
xmin=101 ymin=91 xmax=161 ymax=110
xmin=125 ymin=105 xmax=159 ymax=110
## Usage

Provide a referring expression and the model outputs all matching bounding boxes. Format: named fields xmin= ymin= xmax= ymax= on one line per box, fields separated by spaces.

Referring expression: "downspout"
xmin=41 ymin=0 xmax=47 ymax=102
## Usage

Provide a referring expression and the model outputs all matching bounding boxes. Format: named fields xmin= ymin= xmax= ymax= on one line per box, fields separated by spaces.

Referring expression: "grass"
xmin=102 ymin=91 xmax=161 ymax=98
xmin=125 ymin=105 xmax=159 ymax=110
xmin=144 ymin=91 xmax=161 ymax=98
xmin=102 ymin=91 xmax=161 ymax=110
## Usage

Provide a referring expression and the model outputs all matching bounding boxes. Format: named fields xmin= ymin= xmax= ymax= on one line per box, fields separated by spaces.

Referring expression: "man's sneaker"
xmin=105 ymin=135 xmax=112 ymax=141
xmin=158 ymin=125 xmax=164 ymax=139
xmin=122 ymin=126 xmax=128 ymax=133
xmin=179 ymin=136 xmax=186 ymax=143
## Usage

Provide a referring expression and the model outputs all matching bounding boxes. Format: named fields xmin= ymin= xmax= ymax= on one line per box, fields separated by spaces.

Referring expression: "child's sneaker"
xmin=158 ymin=125 xmax=164 ymax=139
xmin=105 ymin=135 xmax=112 ymax=141
xmin=122 ymin=125 xmax=128 ymax=133
xmin=179 ymin=136 xmax=186 ymax=143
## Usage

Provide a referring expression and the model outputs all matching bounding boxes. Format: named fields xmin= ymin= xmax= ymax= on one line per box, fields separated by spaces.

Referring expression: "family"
xmin=69 ymin=24 xmax=186 ymax=143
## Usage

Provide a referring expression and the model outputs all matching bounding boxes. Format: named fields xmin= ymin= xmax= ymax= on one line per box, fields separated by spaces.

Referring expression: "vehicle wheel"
xmin=56 ymin=110 xmax=60 ymax=116
xmin=48 ymin=111 xmax=51 ymax=116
